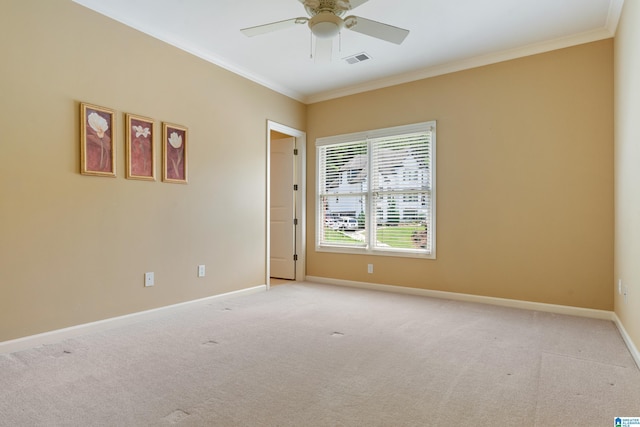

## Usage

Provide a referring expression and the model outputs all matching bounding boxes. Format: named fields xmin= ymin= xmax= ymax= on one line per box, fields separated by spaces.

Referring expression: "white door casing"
xmin=270 ymin=137 xmax=296 ymax=280
xmin=266 ymin=120 xmax=306 ymax=288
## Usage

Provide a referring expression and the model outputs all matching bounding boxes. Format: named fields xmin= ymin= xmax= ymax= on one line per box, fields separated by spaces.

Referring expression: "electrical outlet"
xmin=367 ymin=264 xmax=373 ymax=274
xmin=198 ymin=265 xmax=206 ymax=278
xmin=618 ymin=279 xmax=622 ymax=295
xmin=144 ymin=272 xmax=154 ymax=287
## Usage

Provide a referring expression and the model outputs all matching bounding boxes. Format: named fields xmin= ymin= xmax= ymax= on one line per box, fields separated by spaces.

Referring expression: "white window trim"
xmin=315 ymin=121 xmax=436 ymax=259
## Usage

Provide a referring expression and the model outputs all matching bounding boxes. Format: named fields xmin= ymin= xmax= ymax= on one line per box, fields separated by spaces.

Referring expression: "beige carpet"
xmin=1 ymin=282 xmax=639 ymax=426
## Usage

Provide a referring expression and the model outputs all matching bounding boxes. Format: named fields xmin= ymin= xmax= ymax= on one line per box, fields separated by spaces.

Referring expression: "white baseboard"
xmin=613 ymin=313 xmax=640 ymax=370
xmin=306 ymin=276 xmax=640 ymax=368
xmin=306 ymin=276 xmax=614 ymax=320
xmin=6 ymin=279 xmax=638 ymax=371
xmin=0 ymin=285 xmax=267 ymax=355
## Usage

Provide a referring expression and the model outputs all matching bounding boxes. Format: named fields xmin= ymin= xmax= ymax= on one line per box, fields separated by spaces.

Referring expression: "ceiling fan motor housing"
xmin=308 ymin=11 xmax=345 ymax=38
xmin=303 ymin=0 xmax=349 ymax=17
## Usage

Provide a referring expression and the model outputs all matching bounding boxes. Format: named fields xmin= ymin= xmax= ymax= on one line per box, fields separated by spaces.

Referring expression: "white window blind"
xmin=316 ymin=121 xmax=436 ymax=258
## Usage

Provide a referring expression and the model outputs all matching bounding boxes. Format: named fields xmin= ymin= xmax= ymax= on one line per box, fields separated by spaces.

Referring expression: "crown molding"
xmin=72 ymin=0 xmax=307 ymax=103
xmin=73 ymin=0 xmax=623 ymax=106
xmin=305 ymin=27 xmax=615 ymax=104
xmin=606 ymin=0 xmax=625 ymax=35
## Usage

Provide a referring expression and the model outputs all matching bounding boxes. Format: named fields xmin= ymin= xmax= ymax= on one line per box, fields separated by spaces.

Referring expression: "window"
xmin=316 ymin=121 xmax=436 ymax=258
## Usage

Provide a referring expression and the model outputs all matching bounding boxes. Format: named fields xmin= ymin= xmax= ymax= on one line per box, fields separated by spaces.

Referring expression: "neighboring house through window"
xmin=316 ymin=121 xmax=436 ymax=258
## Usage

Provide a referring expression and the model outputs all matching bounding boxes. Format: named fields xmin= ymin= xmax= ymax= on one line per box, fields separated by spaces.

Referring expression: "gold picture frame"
xmin=80 ymin=103 xmax=116 ymax=177
xmin=162 ymin=122 xmax=188 ymax=184
xmin=125 ymin=114 xmax=155 ymax=181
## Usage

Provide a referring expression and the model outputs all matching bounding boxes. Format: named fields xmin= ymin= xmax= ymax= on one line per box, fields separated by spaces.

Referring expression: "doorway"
xmin=270 ymin=135 xmax=295 ymax=280
xmin=267 ymin=121 xmax=306 ymax=289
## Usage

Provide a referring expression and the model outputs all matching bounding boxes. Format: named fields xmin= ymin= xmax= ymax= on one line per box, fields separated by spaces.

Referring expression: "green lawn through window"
xmin=323 ymin=226 xmax=426 ymax=249
xmin=323 ymin=229 xmax=362 ymax=244
xmin=376 ymin=226 xmax=425 ymax=249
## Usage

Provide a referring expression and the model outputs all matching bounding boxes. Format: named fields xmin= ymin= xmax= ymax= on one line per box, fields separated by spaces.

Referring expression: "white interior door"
xmin=270 ymin=137 xmax=296 ymax=280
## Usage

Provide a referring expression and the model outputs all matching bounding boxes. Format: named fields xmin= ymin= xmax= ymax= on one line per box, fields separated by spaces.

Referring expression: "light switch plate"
xmin=145 ymin=272 xmax=154 ymax=287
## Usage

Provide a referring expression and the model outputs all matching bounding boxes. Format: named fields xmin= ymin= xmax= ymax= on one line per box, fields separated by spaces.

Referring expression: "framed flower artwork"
xmin=162 ymin=122 xmax=188 ymax=184
xmin=126 ymin=114 xmax=155 ymax=181
xmin=80 ymin=103 xmax=116 ymax=177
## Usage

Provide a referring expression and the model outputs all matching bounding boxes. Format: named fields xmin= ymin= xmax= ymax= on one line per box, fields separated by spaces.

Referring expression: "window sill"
xmin=316 ymin=245 xmax=436 ymax=260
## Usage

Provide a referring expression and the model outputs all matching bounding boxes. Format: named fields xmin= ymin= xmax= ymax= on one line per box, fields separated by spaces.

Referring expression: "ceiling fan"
xmin=240 ymin=0 xmax=410 ymax=61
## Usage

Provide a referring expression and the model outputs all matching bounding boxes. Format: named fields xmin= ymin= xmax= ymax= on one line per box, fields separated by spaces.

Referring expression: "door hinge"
xmin=293 ymin=184 xmax=298 ymax=191
xmin=293 ymin=254 xmax=298 ymax=261
xmin=294 ymin=148 xmax=298 ymax=155
xmin=294 ymin=218 xmax=298 ymax=225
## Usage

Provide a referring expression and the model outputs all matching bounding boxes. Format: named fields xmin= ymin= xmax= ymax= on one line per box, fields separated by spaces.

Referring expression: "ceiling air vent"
xmin=343 ymin=52 xmax=371 ymax=64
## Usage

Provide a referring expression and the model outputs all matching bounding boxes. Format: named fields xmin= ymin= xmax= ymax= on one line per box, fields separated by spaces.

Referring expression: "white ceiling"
xmin=72 ymin=0 xmax=623 ymax=104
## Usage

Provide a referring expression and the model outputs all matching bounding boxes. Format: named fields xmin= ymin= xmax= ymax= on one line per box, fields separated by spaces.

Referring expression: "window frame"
xmin=315 ymin=121 xmax=436 ymax=259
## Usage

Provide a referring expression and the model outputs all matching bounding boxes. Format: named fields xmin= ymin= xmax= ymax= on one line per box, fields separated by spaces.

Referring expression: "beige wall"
xmin=614 ymin=1 xmax=640 ymax=351
xmin=0 ymin=0 xmax=620 ymax=344
xmin=0 ymin=0 xmax=305 ymax=341
xmin=307 ymin=40 xmax=614 ymax=310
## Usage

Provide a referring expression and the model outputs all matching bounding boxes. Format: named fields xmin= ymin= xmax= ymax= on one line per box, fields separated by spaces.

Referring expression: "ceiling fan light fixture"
xmin=308 ymin=12 xmax=344 ymax=38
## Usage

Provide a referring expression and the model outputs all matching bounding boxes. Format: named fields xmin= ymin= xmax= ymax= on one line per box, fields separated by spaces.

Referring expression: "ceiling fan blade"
xmin=241 ymin=17 xmax=307 ymax=37
xmin=345 ymin=16 xmax=409 ymax=45
xmin=314 ymin=37 xmax=333 ymax=63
